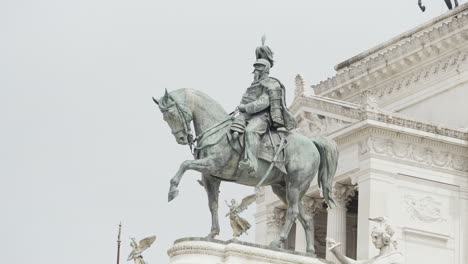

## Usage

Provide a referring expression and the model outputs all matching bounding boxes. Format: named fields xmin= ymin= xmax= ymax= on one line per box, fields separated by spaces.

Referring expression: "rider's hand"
xmin=238 ymin=104 xmax=246 ymax=113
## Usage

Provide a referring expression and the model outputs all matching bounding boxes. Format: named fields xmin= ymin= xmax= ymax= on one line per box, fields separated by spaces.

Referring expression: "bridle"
xmin=159 ymin=94 xmax=194 ymax=148
xmin=159 ymin=94 xmax=238 ymax=156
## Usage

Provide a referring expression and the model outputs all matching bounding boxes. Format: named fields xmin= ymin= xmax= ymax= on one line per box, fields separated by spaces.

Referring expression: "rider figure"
xmin=236 ymin=39 xmax=296 ymax=176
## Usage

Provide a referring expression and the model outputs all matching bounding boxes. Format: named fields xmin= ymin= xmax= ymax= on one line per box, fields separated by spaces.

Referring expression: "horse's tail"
xmin=312 ymin=136 xmax=339 ymax=208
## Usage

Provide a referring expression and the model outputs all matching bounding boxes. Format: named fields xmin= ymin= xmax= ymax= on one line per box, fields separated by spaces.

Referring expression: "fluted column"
xmin=326 ymin=183 xmax=356 ymax=262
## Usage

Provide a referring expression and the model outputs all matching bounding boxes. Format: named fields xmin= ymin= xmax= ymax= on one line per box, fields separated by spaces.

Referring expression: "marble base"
xmin=167 ymin=237 xmax=332 ymax=264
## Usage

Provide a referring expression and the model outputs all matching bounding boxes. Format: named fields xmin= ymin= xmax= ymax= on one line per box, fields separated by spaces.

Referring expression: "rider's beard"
xmin=253 ymin=70 xmax=262 ymax=81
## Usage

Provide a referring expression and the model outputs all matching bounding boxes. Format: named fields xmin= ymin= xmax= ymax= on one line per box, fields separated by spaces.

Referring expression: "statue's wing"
xmin=236 ymin=194 xmax=257 ymax=214
xmin=138 ymin=235 xmax=156 ymax=252
xmin=127 ymin=249 xmax=135 ymax=261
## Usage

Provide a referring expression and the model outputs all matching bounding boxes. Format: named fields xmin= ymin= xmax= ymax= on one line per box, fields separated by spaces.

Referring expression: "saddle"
xmin=227 ymin=126 xmax=288 ymax=174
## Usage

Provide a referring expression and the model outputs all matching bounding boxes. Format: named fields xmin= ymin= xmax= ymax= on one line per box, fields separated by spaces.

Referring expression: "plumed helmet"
xmin=255 ymin=35 xmax=274 ymax=68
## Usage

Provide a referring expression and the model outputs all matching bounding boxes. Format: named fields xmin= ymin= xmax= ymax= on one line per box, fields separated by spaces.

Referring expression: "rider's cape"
xmin=259 ymin=77 xmax=296 ymax=130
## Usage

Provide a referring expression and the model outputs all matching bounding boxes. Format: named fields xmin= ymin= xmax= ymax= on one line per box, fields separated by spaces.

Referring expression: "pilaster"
xmin=354 ymin=171 xmax=396 ymax=259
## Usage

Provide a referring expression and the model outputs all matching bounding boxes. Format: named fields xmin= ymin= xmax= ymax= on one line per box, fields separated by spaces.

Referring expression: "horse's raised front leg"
xmin=168 ymin=158 xmax=215 ymax=202
xmin=202 ymin=174 xmax=221 ymax=238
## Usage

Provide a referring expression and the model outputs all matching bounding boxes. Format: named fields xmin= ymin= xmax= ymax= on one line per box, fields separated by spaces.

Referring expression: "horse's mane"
xmin=167 ymin=88 xmax=228 ymax=116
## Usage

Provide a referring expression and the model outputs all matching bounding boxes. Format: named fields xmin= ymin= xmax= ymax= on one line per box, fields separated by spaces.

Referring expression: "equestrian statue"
xmin=153 ymin=37 xmax=339 ymax=255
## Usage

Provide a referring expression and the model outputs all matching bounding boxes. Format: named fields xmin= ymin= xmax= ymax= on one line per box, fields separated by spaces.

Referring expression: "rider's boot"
xmin=239 ymin=131 xmax=260 ymax=176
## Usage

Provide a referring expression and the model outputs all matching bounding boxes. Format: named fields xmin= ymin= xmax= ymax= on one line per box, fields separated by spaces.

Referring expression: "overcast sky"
xmin=0 ymin=1 xmax=454 ymax=264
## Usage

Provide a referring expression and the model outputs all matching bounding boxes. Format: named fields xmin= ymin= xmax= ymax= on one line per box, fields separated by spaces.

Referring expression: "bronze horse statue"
xmin=153 ymin=88 xmax=339 ymax=254
xmin=418 ymin=0 xmax=459 ymax=12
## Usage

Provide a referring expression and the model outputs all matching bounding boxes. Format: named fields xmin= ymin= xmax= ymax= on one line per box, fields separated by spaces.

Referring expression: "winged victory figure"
xmin=127 ymin=235 xmax=156 ymax=264
xmin=225 ymin=194 xmax=257 ymax=238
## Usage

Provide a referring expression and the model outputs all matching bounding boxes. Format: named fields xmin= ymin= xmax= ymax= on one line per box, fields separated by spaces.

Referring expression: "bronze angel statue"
xmin=225 ymin=194 xmax=257 ymax=238
xmin=127 ymin=236 xmax=156 ymax=264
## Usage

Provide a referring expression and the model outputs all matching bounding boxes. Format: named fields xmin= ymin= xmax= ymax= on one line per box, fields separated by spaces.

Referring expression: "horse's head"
xmin=153 ymin=89 xmax=193 ymax=145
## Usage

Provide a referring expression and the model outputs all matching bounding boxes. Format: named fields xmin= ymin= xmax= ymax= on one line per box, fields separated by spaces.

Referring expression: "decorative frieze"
xmin=360 ymin=109 xmax=467 ymax=141
xmin=358 ymin=136 xmax=468 ymax=172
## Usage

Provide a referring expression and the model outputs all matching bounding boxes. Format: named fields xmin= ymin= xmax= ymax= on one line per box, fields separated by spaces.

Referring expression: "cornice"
xmin=335 ymin=3 xmax=468 ymax=70
xmin=359 ymin=110 xmax=467 ymax=142
xmin=291 ymin=95 xmax=467 ymax=142
xmin=290 ymin=96 xmax=360 ymax=121
xmin=311 ymin=7 xmax=468 ymax=98
xmin=332 ymin=119 xmax=467 ymax=152
xmin=345 ymin=49 xmax=468 ymax=105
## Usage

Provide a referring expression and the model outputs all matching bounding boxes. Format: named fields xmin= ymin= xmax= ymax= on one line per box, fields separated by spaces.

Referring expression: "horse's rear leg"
xmin=270 ymin=183 xmax=303 ymax=249
xmin=298 ymin=203 xmax=315 ymax=255
xmin=270 ymin=183 xmax=287 ymax=249
xmin=202 ymin=174 xmax=221 ymax=238
xmin=271 ymin=181 xmax=315 ymax=254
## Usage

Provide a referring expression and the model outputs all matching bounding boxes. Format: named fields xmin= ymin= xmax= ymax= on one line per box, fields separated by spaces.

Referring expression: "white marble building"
xmin=255 ymin=4 xmax=468 ymax=264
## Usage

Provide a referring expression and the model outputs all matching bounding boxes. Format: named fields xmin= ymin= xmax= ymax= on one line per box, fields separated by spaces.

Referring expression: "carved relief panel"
xmin=296 ymin=111 xmax=352 ymax=137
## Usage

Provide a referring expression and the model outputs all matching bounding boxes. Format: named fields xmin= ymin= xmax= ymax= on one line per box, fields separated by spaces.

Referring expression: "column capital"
xmin=333 ymin=183 xmax=357 ymax=207
xmin=303 ymin=197 xmax=325 ymax=216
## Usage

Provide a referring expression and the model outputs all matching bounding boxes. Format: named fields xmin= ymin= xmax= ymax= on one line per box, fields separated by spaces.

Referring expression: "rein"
xmin=162 ymin=94 xmax=238 ymax=156
xmin=191 ymin=108 xmax=239 ymax=156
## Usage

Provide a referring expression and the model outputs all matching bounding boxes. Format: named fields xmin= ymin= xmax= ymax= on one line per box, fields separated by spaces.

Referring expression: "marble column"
xmin=325 ymin=183 xmax=357 ymax=262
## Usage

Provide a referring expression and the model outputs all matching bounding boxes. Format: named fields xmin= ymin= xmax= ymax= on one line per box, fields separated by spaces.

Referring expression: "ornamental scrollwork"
xmin=358 ymin=137 xmax=468 ymax=172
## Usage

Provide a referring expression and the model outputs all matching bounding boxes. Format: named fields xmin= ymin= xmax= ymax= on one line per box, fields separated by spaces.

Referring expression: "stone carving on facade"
xmin=359 ymin=90 xmax=379 ymax=112
xmin=295 ymin=74 xmax=306 ymax=98
xmin=296 ymin=111 xmax=352 ymax=137
xmin=266 ymin=207 xmax=286 ymax=228
xmin=358 ymin=135 xmax=468 ymax=172
xmin=357 ymin=106 xmax=468 ymax=140
xmin=332 ymin=183 xmax=357 ymax=207
xmin=311 ymin=12 xmax=468 ymax=96
xmin=327 ymin=218 xmax=404 ymax=264
xmin=303 ymin=197 xmax=325 ymax=216
xmin=404 ymin=195 xmax=447 ymax=223
xmin=371 ymin=50 xmax=468 ymax=101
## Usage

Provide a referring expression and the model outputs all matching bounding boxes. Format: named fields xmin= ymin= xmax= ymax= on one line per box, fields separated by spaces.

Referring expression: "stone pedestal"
xmin=167 ymin=237 xmax=333 ymax=264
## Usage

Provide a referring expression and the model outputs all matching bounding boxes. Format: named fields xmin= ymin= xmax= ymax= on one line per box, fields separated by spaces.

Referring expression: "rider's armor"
xmin=236 ymin=76 xmax=296 ymax=175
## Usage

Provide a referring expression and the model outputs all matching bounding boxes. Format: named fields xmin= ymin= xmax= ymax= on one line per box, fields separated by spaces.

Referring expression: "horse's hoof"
xmin=168 ymin=189 xmax=179 ymax=202
xmin=306 ymin=248 xmax=317 ymax=257
xmin=206 ymin=230 xmax=220 ymax=239
xmin=269 ymin=240 xmax=283 ymax=248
